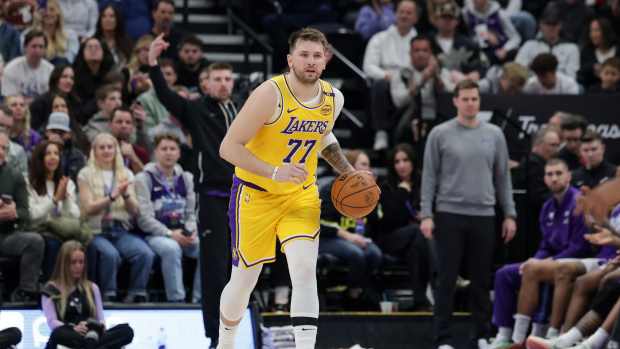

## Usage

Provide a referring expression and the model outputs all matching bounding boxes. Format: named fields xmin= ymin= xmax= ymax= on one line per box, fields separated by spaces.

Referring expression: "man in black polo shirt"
xmin=572 ymin=129 xmax=618 ymax=189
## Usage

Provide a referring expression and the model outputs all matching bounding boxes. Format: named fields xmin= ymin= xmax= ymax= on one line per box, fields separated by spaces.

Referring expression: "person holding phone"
xmin=0 ymin=128 xmax=45 ymax=302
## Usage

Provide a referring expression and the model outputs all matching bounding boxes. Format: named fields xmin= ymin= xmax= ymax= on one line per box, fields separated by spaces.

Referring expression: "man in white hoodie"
xmin=462 ymin=0 xmax=521 ymax=65
xmin=363 ymin=0 xmax=418 ymax=151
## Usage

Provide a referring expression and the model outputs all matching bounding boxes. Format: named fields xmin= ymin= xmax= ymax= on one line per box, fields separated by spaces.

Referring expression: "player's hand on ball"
xmin=274 ymin=163 xmax=308 ymax=184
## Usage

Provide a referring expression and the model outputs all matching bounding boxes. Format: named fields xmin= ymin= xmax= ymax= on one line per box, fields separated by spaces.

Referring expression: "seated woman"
xmin=26 ymin=140 xmax=85 ymax=280
xmin=42 ymin=240 xmax=134 ymax=349
xmin=78 ymin=132 xmax=154 ymax=303
xmin=135 ymin=133 xmax=200 ymax=303
xmin=6 ymin=94 xmax=42 ymax=157
xmin=377 ymin=143 xmax=432 ymax=310
xmin=319 ymin=149 xmax=382 ymax=310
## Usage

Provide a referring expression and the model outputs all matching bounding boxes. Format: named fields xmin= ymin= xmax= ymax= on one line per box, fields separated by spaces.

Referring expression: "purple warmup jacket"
xmin=534 ymin=186 xmax=591 ymax=259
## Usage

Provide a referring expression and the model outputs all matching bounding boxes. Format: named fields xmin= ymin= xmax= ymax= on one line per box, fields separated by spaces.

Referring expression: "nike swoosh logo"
xmin=287 ymin=107 xmax=298 ymax=113
xmin=302 ymin=183 xmax=314 ymax=190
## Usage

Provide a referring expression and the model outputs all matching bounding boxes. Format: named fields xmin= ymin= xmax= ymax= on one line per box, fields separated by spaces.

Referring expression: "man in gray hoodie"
xmin=421 ymin=79 xmax=517 ymax=349
xmin=135 ymin=132 xmax=200 ymax=303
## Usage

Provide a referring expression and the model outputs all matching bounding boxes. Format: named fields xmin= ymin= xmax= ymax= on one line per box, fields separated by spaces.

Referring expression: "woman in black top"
xmin=41 ymin=240 xmax=133 ymax=349
xmin=376 ymin=143 xmax=433 ymax=310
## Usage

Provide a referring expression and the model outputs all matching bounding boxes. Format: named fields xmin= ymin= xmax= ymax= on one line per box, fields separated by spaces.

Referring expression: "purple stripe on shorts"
xmin=228 ymin=177 xmax=242 ymax=267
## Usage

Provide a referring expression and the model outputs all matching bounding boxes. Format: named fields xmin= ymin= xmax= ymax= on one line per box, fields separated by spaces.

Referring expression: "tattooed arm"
xmin=321 ymin=140 xmax=355 ymax=175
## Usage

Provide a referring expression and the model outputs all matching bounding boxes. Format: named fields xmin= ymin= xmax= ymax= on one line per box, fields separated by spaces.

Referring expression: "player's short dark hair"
xmin=530 ymin=53 xmax=558 ymax=75
xmin=581 ymin=129 xmax=603 ymax=144
xmin=453 ymin=79 xmax=479 ymax=98
xmin=288 ymin=27 xmax=329 ymax=53
xmin=545 ymin=158 xmax=568 ymax=170
xmin=179 ymin=34 xmax=204 ymax=50
xmin=560 ymin=114 xmax=587 ymax=132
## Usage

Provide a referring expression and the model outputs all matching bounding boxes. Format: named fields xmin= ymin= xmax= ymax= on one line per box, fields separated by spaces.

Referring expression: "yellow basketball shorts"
xmin=228 ymin=176 xmax=321 ymax=268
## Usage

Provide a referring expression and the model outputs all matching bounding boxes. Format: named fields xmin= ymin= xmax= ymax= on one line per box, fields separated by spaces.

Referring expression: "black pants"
xmin=376 ymin=224 xmax=432 ymax=303
xmin=199 ymin=194 xmax=231 ymax=346
xmin=0 ymin=327 xmax=21 ymax=348
xmin=433 ymin=212 xmax=496 ymax=346
xmin=45 ymin=324 xmax=133 ymax=349
xmin=370 ymin=79 xmax=397 ymax=132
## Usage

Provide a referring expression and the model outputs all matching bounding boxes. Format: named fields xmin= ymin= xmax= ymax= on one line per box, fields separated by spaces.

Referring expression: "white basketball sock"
xmin=583 ymin=328 xmax=609 ymax=349
xmin=512 ymin=314 xmax=531 ymax=344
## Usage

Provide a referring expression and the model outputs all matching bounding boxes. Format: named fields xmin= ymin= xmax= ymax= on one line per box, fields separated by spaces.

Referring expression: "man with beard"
xmin=150 ymin=0 xmax=184 ymax=62
xmin=216 ymin=27 xmax=353 ymax=349
xmin=108 ymin=107 xmax=150 ymax=174
xmin=149 ymin=36 xmax=239 ymax=347
xmin=175 ymin=35 xmax=210 ymax=90
xmin=489 ymin=159 xmax=591 ymax=349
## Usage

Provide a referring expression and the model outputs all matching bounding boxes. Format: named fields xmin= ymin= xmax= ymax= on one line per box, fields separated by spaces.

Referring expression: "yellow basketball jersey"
xmin=235 ymin=74 xmax=335 ymax=194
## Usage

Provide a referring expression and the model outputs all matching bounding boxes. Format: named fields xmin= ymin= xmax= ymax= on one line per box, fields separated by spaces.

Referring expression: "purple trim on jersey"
xmin=228 ymin=176 xmax=242 ymax=267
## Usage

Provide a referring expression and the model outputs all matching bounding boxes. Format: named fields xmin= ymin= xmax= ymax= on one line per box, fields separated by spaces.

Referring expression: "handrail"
xmin=328 ymin=44 xmax=370 ymax=88
xmin=227 ymin=11 xmax=273 ymax=54
xmin=225 ymin=6 xmax=273 ymax=78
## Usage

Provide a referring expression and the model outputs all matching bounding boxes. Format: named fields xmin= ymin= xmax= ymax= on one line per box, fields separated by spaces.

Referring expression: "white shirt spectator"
xmin=363 ymin=25 xmax=418 ymax=80
xmin=516 ymin=38 xmax=580 ymax=79
xmin=524 ymin=72 xmax=580 ymax=95
xmin=1 ymin=56 xmax=54 ymax=97
xmin=58 ymin=0 xmax=98 ymax=39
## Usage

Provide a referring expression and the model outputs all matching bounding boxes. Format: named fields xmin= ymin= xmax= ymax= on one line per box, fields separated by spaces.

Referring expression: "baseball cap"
xmin=46 ymin=112 xmax=71 ymax=132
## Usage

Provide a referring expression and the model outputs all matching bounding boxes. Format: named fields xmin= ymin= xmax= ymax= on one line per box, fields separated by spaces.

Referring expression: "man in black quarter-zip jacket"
xmin=149 ymin=36 xmax=238 ymax=348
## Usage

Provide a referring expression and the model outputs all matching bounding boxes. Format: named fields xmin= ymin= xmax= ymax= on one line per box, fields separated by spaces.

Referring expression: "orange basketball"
xmin=331 ymin=170 xmax=381 ymax=219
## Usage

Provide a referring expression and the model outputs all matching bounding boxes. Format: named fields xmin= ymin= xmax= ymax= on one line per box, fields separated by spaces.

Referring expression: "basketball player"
xmin=217 ymin=28 xmax=353 ymax=349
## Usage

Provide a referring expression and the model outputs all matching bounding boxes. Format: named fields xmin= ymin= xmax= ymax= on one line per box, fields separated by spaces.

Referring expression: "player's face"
xmin=581 ymin=140 xmax=605 ymax=168
xmin=453 ymin=88 xmax=480 ymax=120
xmin=207 ymin=69 xmax=234 ymax=102
xmin=544 ymin=163 xmax=570 ymax=194
xmin=155 ymin=139 xmax=180 ymax=169
xmin=287 ymin=40 xmax=326 ymax=84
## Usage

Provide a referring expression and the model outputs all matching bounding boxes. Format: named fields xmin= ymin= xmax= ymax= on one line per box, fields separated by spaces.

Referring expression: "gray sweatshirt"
xmin=135 ymin=162 xmax=197 ymax=236
xmin=420 ymin=118 xmax=516 ymax=218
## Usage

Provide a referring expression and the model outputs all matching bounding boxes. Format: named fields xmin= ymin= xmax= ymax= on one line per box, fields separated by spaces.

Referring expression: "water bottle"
xmin=157 ymin=327 xmax=167 ymax=349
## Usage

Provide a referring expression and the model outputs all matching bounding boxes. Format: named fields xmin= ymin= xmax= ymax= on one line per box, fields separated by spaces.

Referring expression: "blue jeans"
xmin=146 ymin=236 xmax=201 ymax=302
xmin=510 ymin=11 xmax=537 ymax=41
xmin=89 ymin=231 xmax=155 ymax=297
xmin=319 ymin=236 xmax=382 ymax=288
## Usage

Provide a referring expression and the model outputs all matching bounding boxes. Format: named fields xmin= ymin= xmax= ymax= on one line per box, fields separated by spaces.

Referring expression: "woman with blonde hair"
xmin=30 ymin=0 xmax=79 ymax=64
xmin=42 ymin=240 xmax=134 ymax=349
xmin=6 ymin=94 xmax=42 ymax=156
xmin=78 ymin=132 xmax=154 ymax=303
xmin=127 ymin=34 xmax=153 ymax=75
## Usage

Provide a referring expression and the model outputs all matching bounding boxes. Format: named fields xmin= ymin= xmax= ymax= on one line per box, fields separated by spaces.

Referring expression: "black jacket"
xmin=149 ymin=65 xmax=236 ymax=192
xmin=378 ymin=179 xmax=421 ymax=235
xmin=558 ymin=147 xmax=582 ymax=171
xmin=572 ymin=161 xmax=618 ymax=189
xmin=176 ymin=58 xmax=210 ymax=90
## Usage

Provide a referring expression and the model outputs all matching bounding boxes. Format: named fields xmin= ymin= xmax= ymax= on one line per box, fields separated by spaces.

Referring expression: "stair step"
xmin=205 ymin=52 xmax=266 ymax=63
xmin=173 ymin=0 xmax=215 ymax=8
xmin=174 ymin=13 xmax=228 ymax=24
xmin=198 ymin=34 xmax=244 ymax=45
